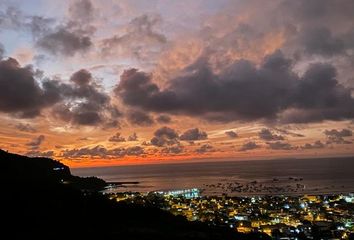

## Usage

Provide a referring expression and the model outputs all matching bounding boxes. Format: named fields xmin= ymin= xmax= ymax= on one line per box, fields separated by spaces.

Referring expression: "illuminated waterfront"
xmin=108 ymin=191 xmax=354 ymax=239
xmin=74 ymin=157 xmax=354 ymax=196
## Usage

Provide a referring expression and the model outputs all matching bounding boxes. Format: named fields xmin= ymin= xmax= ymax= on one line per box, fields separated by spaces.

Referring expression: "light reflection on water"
xmin=72 ymin=157 xmax=354 ymax=196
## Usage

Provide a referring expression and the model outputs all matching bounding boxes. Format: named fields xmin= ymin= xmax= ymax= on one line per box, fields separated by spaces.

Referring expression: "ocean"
xmin=72 ymin=157 xmax=354 ymax=196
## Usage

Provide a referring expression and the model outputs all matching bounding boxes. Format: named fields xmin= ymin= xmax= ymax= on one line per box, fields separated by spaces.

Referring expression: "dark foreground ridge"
xmin=0 ymin=149 xmax=269 ymax=240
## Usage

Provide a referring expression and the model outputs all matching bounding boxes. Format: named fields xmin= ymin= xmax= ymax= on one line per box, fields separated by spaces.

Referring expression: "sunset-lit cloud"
xmin=0 ymin=0 xmax=354 ymax=167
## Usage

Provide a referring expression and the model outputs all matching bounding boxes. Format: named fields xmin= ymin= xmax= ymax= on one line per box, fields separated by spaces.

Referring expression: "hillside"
xmin=0 ymin=149 xmax=106 ymax=190
xmin=0 ymin=149 xmax=270 ymax=240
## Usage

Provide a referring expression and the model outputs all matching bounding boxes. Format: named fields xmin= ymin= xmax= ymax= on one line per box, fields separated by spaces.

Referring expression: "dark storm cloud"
xmin=26 ymin=135 xmax=45 ymax=150
xmin=180 ymin=128 xmax=207 ymax=141
xmin=324 ymin=129 xmax=352 ymax=138
xmin=114 ymin=68 xmax=175 ymax=111
xmin=324 ymin=129 xmax=352 ymax=144
xmin=70 ymin=69 xmax=92 ymax=86
xmin=50 ymin=69 xmax=120 ymax=127
xmin=61 ymin=145 xmax=144 ymax=158
xmin=281 ymin=0 xmax=354 ymax=21
xmin=155 ymin=126 xmax=179 ymax=139
xmin=62 ymin=145 xmax=108 ymax=158
xmin=108 ymin=132 xmax=126 ymax=142
xmin=258 ymin=129 xmax=284 ymax=141
xmin=36 ymin=28 xmax=92 ymax=56
xmin=0 ymin=0 xmax=95 ymax=56
xmin=111 ymin=0 xmax=354 ymax=124
xmin=73 ymin=108 xmax=101 ymax=125
xmin=127 ymin=110 xmax=154 ymax=126
xmin=300 ymin=140 xmax=325 ymax=150
xmin=151 ymin=126 xmax=179 ymax=147
xmin=225 ymin=131 xmax=238 ymax=138
xmin=124 ymin=146 xmax=144 ymax=156
xmin=53 ymin=103 xmax=102 ymax=126
xmin=35 ymin=0 xmax=96 ymax=56
xmin=150 ymin=137 xmax=165 ymax=147
xmin=195 ymin=144 xmax=214 ymax=154
xmin=299 ymin=27 xmax=346 ymax=57
xmin=127 ymin=132 xmax=138 ymax=141
xmin=15 ymin=123 xmax=37 ymax=133
xmin=161 ymin=146 xmax=183 ymax=154
xmin=156 ymin=114 xmax=171 ymax=124
xmin=0 ymin=1 xmax=95 ymax=57
xmin=0 ymin=58 xmax=61 ymax=117
xmin=239 ymin=141 xmax=260 ymax=152
xmin=267 ymin=141 xmax=294 ymax=150
xmin=274 ymin=128 xmax=305 ymax=137
xmin=101 ymin=14 xmax=166 ymax=61
xmin=115 ymin=50 xmax=354 ymax=123
xmin=272 ymin=0 xmax=354 ymax=59
xmin=289 ymin=64 xmax=354 ymax=121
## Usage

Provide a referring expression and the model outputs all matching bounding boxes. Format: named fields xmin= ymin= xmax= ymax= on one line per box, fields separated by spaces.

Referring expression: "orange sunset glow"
xmin=0 ymin=0 xmax=354 ymax=168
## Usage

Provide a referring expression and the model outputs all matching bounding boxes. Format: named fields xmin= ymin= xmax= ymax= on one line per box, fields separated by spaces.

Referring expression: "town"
xmin=107 ymin=189 xmax=354 ymax=239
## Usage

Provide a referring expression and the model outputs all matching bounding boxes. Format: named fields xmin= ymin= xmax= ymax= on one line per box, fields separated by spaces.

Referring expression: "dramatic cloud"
xmin=195 ymin=144 xmax=214 ymax=154
xmin=36 ymin=28 xmax=92 ymax=56
xmin=2 ymin=0 xmax=354 ymax=164
xmin=100 ymin=14 xmax=166 ymax=61
xmin=0 ymin=58 xmax=60 ymax=117
xmin=324 ymin=129 xmax=352 ymax=144
xmin=70 ymin=69 xmax=92 ymax=86
xmin=225 ymin=131 xmax=238 ymax=138
xmin=161 ymin=146 xmax=183 ymax=154
xmin=258 ymin=128 xmax=284 ymax=141
xmin=108 ymin=132 xmax=126 ymax=142
xmin=61 ymin=145 xmax=144 ymax=158
xmin=0 ymin=58 xmax=116 ymax=126
xmin=180 ymin=128 xmax=207 ymax=141
xmin=35 ymin=0 xmax=96 ymax=56
xmin=280 ymin=0 xmax=354 ymax=58
xmin=0 ymin=1 xmax=95 ymax=57
xmin=267 ymin=141 xmax=294 ymax=150
xmin=301 ymin=141 xmax=325 ymax=150
xmin=155 ymin=126 xmax=179 ymax=139
xmin=274 ymin=128 xmax=305 ymax=137
xmin=156 ymin=114 xmax=171 ymax=124
xmin=26 ymin=135 xmax=45 ymax=150
xmin=239 ymin=141 xmax=260 ymax=152
xmin=15 ymin=123 xmax=37 ymax=133
xmin=51 ymin=69 xmax=120 ymax=127
xmin=26 ymin=150 xmax=54 ymax=158
xmin=116 ymin=51 xmax=354 ymax=123
xmin=127 ymin=110 xmax=154 ymax=126
xmin=299 ymin=27 xmax=347 ymax=57
xmin=127 ymin=132 xmax=138 ymax=141
xmin=151 ymin=126 xmax=179 ymax=147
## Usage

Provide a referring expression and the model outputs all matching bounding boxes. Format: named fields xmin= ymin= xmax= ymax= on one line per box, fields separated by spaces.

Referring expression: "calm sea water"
xmin=72 ymin=157 xmax=354 ymax=196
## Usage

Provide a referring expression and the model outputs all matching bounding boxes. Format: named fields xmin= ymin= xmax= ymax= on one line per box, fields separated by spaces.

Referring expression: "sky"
xmin=0 ymin=0 xmax=354 ymax=167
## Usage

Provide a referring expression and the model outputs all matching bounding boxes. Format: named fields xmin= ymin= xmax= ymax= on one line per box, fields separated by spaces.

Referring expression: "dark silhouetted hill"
xmin=0 ymin=149 xmax=271 ymax=240
xmin=0 ymin=149 xmax=106 ymax=190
